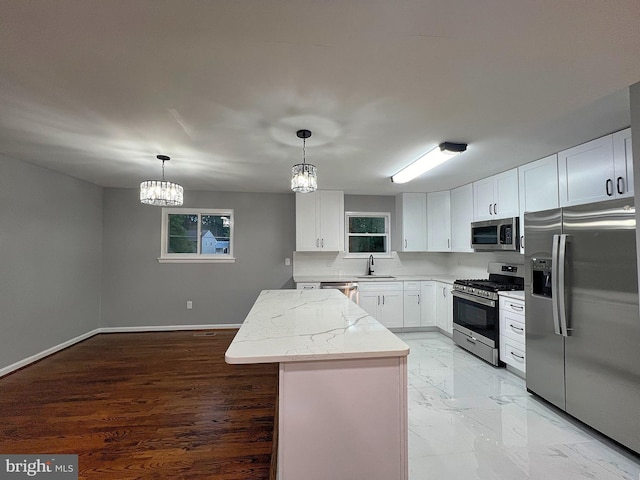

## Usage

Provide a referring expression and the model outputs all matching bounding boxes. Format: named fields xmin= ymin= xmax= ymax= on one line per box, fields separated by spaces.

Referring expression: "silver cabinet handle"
xmin=316 ymin=238 xmax=319 ymax=247
xmin=510 ymin=351 xmax=525 ymax=360
xmin=321 ymin=238 xmax=324 ymax=248
xmin=493 ymin=203 xmax=497 ymax=215
xmin=617 ymin=176 xmax=625 ymax=194
xmin=377 ymin=295 xmax=380 ymax=306
xmin=489 ymin=204 xmax=492 ymax=215
xmin=382 ymin=295 xmax=385 ymax=305
xmin=405 ymin=239 xmax=407 ymax=248
xmin=417 ymin=294 xmax=420 ymax=305
xmin=510 ymin=324 xmax=524 ymax=332
xmin=509 ymin=303 xmax=524 ymax=311
xmin=520 ymin=235 xmax=524 ymax=250
xmin=447 ymin=238 xmax=450 ymax=248
xmin=606 ymin=178 xmax=613 ymax=196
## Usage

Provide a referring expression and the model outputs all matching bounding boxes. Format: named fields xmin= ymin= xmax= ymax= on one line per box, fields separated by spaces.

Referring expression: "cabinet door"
xmin=420 ymin=281 xmax=436 ymax=327
xmin=396 ymin=193 xmax=427 ymax=251
xmin=427 ymin=191 xmax=451 ymax=252
xmin=318 ymin=190 xmax=344 ymax=250
xmin=558 ymin=135 xmax=614 ymax=206
xmin=358 ymin=291 xmax=379 ymax=319
xmin=494 ymin=168 xmax=519 ymax=219
xmin=403 ymin=291 xmax=421 ymax=328
xmin=518 ymin=155 xmax=559 ymax=253
xmin=296 ymin=192 xmax=320 ymax=251
xmin=473 ymin=176 xmax=495 ymax=221
xmin=379 ymin=291 xmax=404 ymax=329
xmin=436 ymin=283 xmax=453 ymax=334
xmin=613 ymin=128 xmax=633 ymax=199
xmin=450 ymin=184 xmax=473 ymax=252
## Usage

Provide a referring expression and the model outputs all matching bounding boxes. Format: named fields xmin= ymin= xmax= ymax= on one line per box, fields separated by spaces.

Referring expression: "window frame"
xmin=159 ymin=208 xmax=235 ymax=263
xmin=344 ymin=211 xmax=392 ymax=258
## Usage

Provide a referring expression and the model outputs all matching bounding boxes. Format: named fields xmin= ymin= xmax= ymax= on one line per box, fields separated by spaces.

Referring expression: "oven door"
xmin=452 ymin=291 xmax=498 ymax=346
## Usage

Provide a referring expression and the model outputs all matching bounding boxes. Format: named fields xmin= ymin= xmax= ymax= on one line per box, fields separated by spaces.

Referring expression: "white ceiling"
xmin=1 ymin=1 xmax=639 ymax=195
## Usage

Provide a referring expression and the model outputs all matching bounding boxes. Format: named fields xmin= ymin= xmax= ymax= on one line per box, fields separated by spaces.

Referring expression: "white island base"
xmin=225 ymin=289 xmax=409 ymax=480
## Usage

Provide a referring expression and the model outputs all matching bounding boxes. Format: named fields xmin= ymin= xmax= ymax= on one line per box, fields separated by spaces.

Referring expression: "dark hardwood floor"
xmin=0 ymin=330 xmax=278 ymax=479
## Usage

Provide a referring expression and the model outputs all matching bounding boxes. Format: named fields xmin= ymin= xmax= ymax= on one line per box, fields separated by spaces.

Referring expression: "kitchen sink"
xmin=357 ymin=275 xmax=396 ymax=279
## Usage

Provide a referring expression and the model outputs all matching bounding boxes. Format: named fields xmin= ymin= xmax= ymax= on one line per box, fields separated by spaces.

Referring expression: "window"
xmin=345 ymin=212 xmax=391 ymax=257
xmin=159 ymin=208 xmax=235 ymax=263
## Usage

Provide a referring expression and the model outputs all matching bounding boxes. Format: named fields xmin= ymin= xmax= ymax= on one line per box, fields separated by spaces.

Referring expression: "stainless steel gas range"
xmin=452 ymin=262 xmax=524 ymax=366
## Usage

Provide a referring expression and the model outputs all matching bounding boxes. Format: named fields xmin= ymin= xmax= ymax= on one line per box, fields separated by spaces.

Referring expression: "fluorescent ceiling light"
xmin=391 ymin=142 xmax=467 ymax=184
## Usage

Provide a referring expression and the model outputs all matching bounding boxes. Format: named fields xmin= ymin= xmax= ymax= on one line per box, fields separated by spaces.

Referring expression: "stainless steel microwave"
xmin=470 ymin=217 xmax=519 ymax=251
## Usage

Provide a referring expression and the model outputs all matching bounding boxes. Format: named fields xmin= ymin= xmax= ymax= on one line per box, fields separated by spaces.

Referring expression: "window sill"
xmin=157 ymin=257 xmax=236 ymax=264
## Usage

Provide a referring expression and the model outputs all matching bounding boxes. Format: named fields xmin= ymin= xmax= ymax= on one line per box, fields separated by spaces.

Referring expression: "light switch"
xmin=186 ymin=301 xmax=193 ymax=310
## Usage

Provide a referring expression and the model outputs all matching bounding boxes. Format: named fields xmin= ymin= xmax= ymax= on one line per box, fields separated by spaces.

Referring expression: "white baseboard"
xmin=99 ymin=324 xmax=242 ymax=333
xmin=0 ymin=324 xmax=242 ymax=378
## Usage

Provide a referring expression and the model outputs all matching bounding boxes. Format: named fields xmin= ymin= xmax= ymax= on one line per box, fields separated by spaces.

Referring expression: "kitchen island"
xmin=225 ymin=289 xmax=409 ymax=480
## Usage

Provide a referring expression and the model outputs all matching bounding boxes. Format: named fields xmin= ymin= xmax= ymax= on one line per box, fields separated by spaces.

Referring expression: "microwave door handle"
xmin=557 ymin=234 xmax=571 ymax=337
xmin=551 ymin=234 xmax=563 ymax=335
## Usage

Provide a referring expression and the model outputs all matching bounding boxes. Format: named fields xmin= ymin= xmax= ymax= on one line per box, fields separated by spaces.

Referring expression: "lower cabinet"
xmin=358 ymin=282 xmax=404 ymax=329
xmin=403 ymin=282 xmax=421 ymax=328
xmin=435 ymin=282 xmax=453 ymax=335
xmin=499 ymin=294 xmax=526 ymax=375
xmin=419 ymin=281 xmax=436 ymax=327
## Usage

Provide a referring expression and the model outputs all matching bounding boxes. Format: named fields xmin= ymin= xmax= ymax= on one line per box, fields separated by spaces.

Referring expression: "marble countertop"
xmin=499 ymin=290 xmax=525 ymax=301
xmin=225 ymin=289 xmax=410 ymax=364
xmin=294 ymin=274 xmax=458 ymax=284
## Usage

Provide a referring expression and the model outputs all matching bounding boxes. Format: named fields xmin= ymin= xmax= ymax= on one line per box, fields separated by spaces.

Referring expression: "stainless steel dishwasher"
xmin=320 ymin=282 xmax=359 ymax=303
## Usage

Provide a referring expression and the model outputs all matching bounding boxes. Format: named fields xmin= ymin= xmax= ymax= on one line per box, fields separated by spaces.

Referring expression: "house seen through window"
xmin=160 ymin=208 xmax=235 ymax=263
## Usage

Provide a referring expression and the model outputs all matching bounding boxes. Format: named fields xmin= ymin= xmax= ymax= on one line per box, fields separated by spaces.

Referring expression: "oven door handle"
xmin=452 ymin=290 xmax=496 ymax=308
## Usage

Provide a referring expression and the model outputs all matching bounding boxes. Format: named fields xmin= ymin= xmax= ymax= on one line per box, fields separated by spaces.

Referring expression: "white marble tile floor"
xmin=398 ymin=332 xmax=640 ymax=480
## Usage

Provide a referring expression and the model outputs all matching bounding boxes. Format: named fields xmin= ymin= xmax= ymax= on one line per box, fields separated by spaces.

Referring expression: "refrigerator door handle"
xmin=558 ymin=234 xmax=571 ymax=336
xmin=551 ymin=234 xmax=563 ymax=335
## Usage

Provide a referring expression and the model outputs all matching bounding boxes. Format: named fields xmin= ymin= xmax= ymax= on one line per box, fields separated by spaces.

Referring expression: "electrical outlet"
xmin=285 ymin=257 xmax=291 ymax=266
xmin=186 ymin=301 xmax=193 ymax=310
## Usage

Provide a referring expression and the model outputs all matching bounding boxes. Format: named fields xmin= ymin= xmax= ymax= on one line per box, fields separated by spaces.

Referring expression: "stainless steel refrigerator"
xmin=525 ymin=198 xmax=640 ymax=454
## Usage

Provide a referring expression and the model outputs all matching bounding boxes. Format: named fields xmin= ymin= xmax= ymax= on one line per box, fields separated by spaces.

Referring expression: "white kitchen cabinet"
xmin=420 ymin=281 xmax=436 ymax=327
xmin=427 ymin=190 xmax=451 ymax=252
xmin=450 ymin=183 xmax=474 ymax=252
xmin=435 ymin=282 xmax=453 ymax=336
xmin=359 ymin=282 xmax=404 ymax=329
xmin=296 ymin=190 xmax=344 ymax=251
xmin=518 ymin=154 xmax=559 ymax=253
xmin=558 ymin=129 xmax=633 ymax=207
xmin=395 ymin=193 xmax=427 ymax=252
xmin=499 ymin=294 xmax=526 ymax=376
xmin=613 ymin=127 xmax=633 ymax=199
xmin=403 ymin=282 xmax=421 ymax=328
xmin=473 ymin=168 xmax=519 ymax=221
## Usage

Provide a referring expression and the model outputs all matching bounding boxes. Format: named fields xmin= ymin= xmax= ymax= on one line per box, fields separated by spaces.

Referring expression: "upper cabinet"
xmin=296 ymin=190 xmax=344 ymax=251
xmin=613 ymin=128 xmax=633 ymax=199
xmin=395 ymin=193 xmax=427 ymax=252
xmin=558 ymin=129 xmax=633 ymax=207
xmin=427 ymin=191 xmax=451 ymax=252
xmin=450 ymin=184 xmax=474 ymax=252
xmin=473 ymin=168 xmax=519 ymax=221
xmin=518 ymin=154 xmax=559 ymax=252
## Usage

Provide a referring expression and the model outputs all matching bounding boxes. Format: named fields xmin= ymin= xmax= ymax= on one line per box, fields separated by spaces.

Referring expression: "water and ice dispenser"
xmin=532 ymin=258 xmax=553 ymax=298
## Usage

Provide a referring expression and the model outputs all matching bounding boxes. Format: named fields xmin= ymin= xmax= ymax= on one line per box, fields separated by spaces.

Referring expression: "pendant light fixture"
xmin=140 ymin=155 xmax=184 ymax=206
xmin=391 ymin=142 xmax=467 ymax=184
xmin=291 ymin=129 xmax=318 ymax=193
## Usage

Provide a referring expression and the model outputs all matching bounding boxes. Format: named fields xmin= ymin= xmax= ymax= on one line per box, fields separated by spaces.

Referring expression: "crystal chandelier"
xmin=140 ymin=155 xmax=184 ymax=206
xmin=291 ymin=129 xmax=317 ymax=193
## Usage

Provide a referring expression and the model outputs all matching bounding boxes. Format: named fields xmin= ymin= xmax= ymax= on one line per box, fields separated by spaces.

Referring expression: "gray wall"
xmin=0 ymin=154 xmax=103 ymax=369
xmin=100 ymin=188 xmax=295 ymax=327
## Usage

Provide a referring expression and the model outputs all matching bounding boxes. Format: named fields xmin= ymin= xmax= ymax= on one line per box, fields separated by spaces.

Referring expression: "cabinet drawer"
xmin=503 ymin=339 xmax=526 ymax=372
xmin=500 ymin=297 xmax=525 ymax=315
xmin=359 ymin=282 xmax=403 ymax=292
xmin=503 ymin=312 xmax=525 ymax=345
xmin=404 ymin=281 xmax=420 ymax=291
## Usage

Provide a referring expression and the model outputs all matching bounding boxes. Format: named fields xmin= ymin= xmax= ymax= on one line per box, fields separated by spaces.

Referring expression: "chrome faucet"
xmin=367 ymin=254 xmax=375 ymax=276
